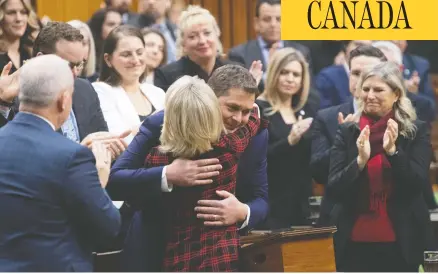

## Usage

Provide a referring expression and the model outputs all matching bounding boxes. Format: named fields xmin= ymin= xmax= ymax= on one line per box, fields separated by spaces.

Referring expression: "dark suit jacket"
xmin=228 ymin=39 xmax=313 ymax=91
xmin=315 ymin=65 xmax=350 ymax=109
xmin=108 ymin=110 xmax=269 ymax=271
xmin=327 ymin=120 xmax=436 ymax=269
xmin=154 ymin=56 xmax=237 ymax=92
xmin=0 ymin=78 xmax=108 ymax=140
xmin=0 ymin=113 xmax=121 ymax=271
xmin=310 ymin=100 xmax=354 ymax=226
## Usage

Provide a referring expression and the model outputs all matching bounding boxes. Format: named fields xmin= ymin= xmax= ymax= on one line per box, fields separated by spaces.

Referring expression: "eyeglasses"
xmin=69 ymin=60 xmax=86 ymax=70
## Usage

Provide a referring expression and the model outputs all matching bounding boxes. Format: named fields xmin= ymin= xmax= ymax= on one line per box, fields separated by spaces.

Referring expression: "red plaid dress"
xmin=144 ymin=111 xmax=268 ymax=272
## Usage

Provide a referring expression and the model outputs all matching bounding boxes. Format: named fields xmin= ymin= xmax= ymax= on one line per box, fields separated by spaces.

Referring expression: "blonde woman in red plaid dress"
xmin=144 ymin=76 xmax=267 ymax=272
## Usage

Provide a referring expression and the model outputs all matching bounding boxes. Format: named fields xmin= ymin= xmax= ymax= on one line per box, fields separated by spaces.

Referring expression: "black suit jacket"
xmin=328 ymin=120 xmax=436 ymax=269
xmin=310 ymin=100 xmax=354 ymax=186
xmin=154 ymin=56 xmax=239 ymax=92
xmin=310 ymin=100 xmax=354 ymax=226
xmin=0 ymin=78 xmax=108 ymax=140
xmin=228 ymin=39 xmax=313 ymax=91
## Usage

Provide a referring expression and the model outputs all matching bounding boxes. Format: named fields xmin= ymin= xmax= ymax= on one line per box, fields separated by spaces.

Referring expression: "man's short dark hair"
xmin=207 ymin=65 xmax=259 ymax=97
xmin=256 ymin=0 xmax=281 ymax=17
xmin=32 ymin=22 xmax=84 ymax=57
xmin=348 ymin=45 xmax=388 ymax=67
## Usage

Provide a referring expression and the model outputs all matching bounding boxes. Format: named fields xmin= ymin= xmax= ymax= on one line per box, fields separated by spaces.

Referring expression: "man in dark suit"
xmin=0 ymin=22 xmax=127 ymax=158
xmin=316 ymin=40 xmax=372 ymax=109
xmin=393 ymin=40 xmax=436 ymax=106
xmin=0 ymin=54 xmax=121 ymax=271
xmin=109 ymin=65 xmax=269 ymax=271
xmin=228 ymin=0 xmax=312 ymax=91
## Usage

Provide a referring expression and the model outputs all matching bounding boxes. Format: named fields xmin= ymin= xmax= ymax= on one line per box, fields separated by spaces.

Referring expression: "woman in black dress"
xmin=256 ymin=47 xmax=320 ymax=228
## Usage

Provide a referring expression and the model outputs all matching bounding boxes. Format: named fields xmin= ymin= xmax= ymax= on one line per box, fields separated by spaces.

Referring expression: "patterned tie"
xmin=61 ymin=110 xmax=79 ymax=143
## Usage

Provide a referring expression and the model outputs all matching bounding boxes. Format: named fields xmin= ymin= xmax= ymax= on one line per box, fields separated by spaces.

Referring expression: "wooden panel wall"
xmin=35 ymin=0 xmax=257 ymax=52
xmin=184 ymin=0 xmax=257 ymax=52
xmin=36 ymin=0 xmax=139 ymax=23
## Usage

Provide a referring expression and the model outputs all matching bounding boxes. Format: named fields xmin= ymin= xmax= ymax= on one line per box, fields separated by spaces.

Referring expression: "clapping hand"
xmin=405 ymin=71 xmax=420 ymax=94
xmin=338 ymin=112 xmax=355 ymax=124
xmin=0 ymin=62 xmax=20 ymax=103
xmin=383 ymin=119 xmax=398 ymax=155
xmin=249 ymin=60 xmax=263 ymax=86
xmin=287 ymin=116 xmax=313 ymax=145
xmin=357 ymin=125 xmax=370 ymax=170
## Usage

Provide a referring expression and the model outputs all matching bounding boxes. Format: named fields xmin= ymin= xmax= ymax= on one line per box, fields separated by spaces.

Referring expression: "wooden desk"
xmin=239 ymin=227 xmax=337 ymax=272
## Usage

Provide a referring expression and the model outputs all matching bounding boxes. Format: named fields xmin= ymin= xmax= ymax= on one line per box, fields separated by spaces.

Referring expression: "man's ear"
xmin=57 ymin=90 xmax=70 ymax=112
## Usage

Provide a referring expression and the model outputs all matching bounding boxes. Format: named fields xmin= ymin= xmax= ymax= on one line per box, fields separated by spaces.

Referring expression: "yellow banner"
xmin=281 ymin=0 xmax=438 ymax=40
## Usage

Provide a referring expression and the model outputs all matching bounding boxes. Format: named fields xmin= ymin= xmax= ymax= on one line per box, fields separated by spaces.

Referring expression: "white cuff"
xmin=238 ymin=204 xmax=251 ymax=229
xmin=161 ymin=166 xmax=173 ymax=192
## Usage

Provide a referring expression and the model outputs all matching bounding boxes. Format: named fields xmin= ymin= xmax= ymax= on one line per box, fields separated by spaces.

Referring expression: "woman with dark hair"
xmin=141 ymin=27 xmax=167 ymax=84
xmin=88 ymin=7 xmax=122 ymax=72
xmin=92 ymin=25 xmax=165 ymax=145
xmin=0 ymin=0 xmax=39 ymax=73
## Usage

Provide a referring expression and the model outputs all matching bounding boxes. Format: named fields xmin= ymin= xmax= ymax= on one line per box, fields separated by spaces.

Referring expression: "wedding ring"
xmin=359 ymin=141 xmax=364 ymax=147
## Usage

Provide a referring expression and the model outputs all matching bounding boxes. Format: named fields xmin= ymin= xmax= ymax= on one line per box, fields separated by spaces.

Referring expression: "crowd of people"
xmin=0 ymin=0 xmax=437 ymax=272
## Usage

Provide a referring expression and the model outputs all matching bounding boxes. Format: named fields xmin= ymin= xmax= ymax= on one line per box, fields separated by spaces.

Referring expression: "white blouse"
xmin=92 ymin=81 xmax=165 ymax=144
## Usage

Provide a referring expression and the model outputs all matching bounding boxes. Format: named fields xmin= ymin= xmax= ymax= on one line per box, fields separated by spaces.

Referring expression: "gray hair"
xmin=372 ymin=41 xmax=403 ymax=65
xmin=19 ymin=54 xmax=74 ymax=108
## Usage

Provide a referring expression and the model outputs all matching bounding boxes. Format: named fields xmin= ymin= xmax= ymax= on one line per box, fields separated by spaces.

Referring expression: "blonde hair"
xmin=175 ymin=5 xmax=223 ymax=59
xmin=159 ymin=76 xmax=224 ymax=158
xmin=0 ymin=0 xmax=40 ymax=54
xmin=261 ymin=48 xmax=310 ymax=116
xmin=356 ymin=61 xmax=417 ymax=139
xmin=67 ymin=20 xmax=96 ymax=78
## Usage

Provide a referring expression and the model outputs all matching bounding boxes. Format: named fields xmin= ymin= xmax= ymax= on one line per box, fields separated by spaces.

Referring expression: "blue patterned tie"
xmin=61 ymin=110 xmax=79 ymax=143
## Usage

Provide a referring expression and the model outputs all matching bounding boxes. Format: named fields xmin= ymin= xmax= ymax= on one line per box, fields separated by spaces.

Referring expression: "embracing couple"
xmin=107 ymin=64 xmax=269 ymax=272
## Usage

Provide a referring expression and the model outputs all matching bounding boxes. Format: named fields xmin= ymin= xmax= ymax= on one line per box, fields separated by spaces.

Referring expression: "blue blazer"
xmin=315 ymin=65 xmax=350 ymax=109
xmin=108 ymin=110 xmax=269 ymax=271
xmin=0 ymin=113 xmax=121 ymax=272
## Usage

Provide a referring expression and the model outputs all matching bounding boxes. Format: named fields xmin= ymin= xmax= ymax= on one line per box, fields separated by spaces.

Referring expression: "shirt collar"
xmin=353 ymin=98 xmax=359 ymax=113
xmin=257 ymin=36 xmax=284 ymax=49
xmin=343 ymin=62 xmax=350 ymax=76
xmin=20 ymin=111 xmax=55 ymax=131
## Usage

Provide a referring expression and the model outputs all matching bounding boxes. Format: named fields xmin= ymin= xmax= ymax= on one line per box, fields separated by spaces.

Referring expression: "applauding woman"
xmin=327 ymin=61 xmax=435 ymax=272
